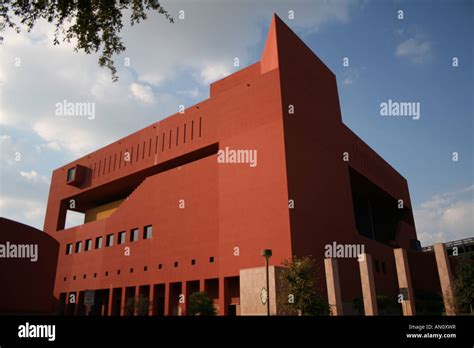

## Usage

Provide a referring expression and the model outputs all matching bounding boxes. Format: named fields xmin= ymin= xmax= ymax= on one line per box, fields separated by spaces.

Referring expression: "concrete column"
xmin=358 ymin=253 xmax=378 ymax=315
xmin=434 ymin=243 xmax=456 ymax=315
xmin=164 ymin=283 xmax=170 ymax=316
xmin=181 ymin=281 xmax=187 ymax=316
xmin=107 ymin=288 xmax=114 ymax=316
xmin=149 ymin=285 xmax=156 ymax=316
xmin=133 ymin=285 xmax=140 ymax=315
xmin=199 ymin=279 xmax=206 ymax=292
xmin=393 ymin=249 xmax=416 ymax=316
xmin=120 ymin=287 xmax=126 ymax=316
xmin=218 ymin=277 xmax=228 ymax=316
xmin=73 ymin=292 xmax=80 ymax=316
xmin=324 ymin=258 xmax=343 ymax=315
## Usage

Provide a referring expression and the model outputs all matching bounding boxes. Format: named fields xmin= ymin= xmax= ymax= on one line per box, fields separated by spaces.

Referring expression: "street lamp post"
xmin=260 ymin=249 xmax=272 ymax=316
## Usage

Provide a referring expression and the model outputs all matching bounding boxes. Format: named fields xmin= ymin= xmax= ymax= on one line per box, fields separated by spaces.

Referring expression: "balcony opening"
xmin=65 ymin=210 xmax=85 ymax=229
xmin=349 ymin=167 xmax=414 ymax=246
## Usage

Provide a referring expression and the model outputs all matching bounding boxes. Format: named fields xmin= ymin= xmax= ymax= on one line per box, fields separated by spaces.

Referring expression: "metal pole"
xmin=266 ymin=256 xmax=270 ymax=316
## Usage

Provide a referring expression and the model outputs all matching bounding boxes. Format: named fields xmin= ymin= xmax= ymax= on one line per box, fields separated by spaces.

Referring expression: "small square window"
xmin=174 ymin=262 xmax=178 ymax=268
xmin=144 ymin=225 xmax=152 ymax=239
xmin=93 ymin=273 xmax=97 ymax=278
xmin=67 ymin=167 xmax=76 ymax=182
xmin=117 ymin=270 xmax=121 ymax=275
xmin=105 ymin=271 xmax=109 ymax=277
xmin=130 ymin=268 xmax=134 ymax=273
xmin=83 ymin=274 xmax=86 ymax=279
xmin=95 ymin=237 xmax=103 ymax=249
xmin=75 ymin=241 xmax=82 ymax=253
xmin=106 ymin=234 xmax=114 ymax=247
xmin=63 ymin=277 xmax=67 ymax=281
xmin=144 ymin=266 xmax=148 ymax=271
xmin=66 ymin=243 xmax=73 ymax=255
xmin=158 ymin=264 xmax=163 ymax=270
xmin=118 ymin=231 xmax=126 ymax=244
xmin=209 ymin=256 xmax=214 ymax=263
xmin=73 ymin=275 xmax=76 ymax=280
xmin=130 ymin=228 xmax=139 ymax=242
xmin=85 ymin=239 xmax=92 ymax=251
xmin=191 ymin=259 xmax=196 ymax=265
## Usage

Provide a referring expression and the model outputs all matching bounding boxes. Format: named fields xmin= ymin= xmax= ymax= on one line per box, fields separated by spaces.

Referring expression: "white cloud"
xmin=138 ymin=73 xmax=164 ymax=86
xmin=45 ymin=141 xmax=61 ymax=151
xmin=199 ymin=64 xmax=231 ymax=85
xmin=0 ymin=196 xmax=46 ymax=230
xmin=396 ymin=37 xmax=432 ymax=64
xmin=129 ymin=82 xmax=155 ymax=103
xmin=19 ymin=170 xmax=49 ymax=184
xmin=414 ymin=185 xmax=474 ymax=247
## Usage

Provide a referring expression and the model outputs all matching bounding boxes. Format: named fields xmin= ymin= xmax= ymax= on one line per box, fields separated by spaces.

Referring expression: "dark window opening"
xmin=85 ymin=239 xmax=92 ymax=251
xmin=374 ymin=259 xmax=380 ymax=273
xmin=144 ymin=225 xmax=152 ymax=239
xmin=106 ymin=234 xmax=114 ymax=247
xmin=118 ymin=231 xmax=126 ymax=244
xmin=174 ymin=262 xmax=178 ymax=268
xmin=191 ymin=259 xmax=196 ymax=265
xmin=349 ymin=167 xmax=415 ymax=246
xmin=67 ymin=167 xmax=76 ymax=182
xmin=131 ymin=228 xmax=139 ymax=242
xmin=95 ymin=237 xmax=103 ymax=249
xmin=158 ymin=264 xmax=163 ymax=269
xmin=209 ymin=256 xmax=214 ymax=263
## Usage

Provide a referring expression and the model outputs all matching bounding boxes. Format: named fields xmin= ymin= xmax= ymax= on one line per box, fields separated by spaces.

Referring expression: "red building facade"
xmin=44 ymin=15 xmax=427 ymax=316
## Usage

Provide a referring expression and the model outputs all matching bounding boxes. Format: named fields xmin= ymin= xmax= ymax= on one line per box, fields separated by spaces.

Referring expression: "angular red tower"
xmin=44 ymin=14 xmax=422 ymax=316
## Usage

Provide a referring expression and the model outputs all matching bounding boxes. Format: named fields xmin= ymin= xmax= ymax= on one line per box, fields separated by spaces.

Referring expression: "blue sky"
xmin=1 ymin=0 xmax=472 ymax=246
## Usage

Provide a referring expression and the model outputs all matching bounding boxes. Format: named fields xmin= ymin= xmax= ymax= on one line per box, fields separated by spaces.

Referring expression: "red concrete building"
xmin=44 ymin=15 xmax=430 ymax=316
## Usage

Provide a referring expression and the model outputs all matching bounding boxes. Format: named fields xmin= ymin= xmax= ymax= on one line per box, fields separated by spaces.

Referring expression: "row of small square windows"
xmin=65 ymin=225 xmax=153 ymax=255
xmin=62 ymin=257 xmax=215 ymax=281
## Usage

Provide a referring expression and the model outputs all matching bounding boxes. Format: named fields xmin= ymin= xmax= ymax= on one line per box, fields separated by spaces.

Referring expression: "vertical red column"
xmin=218 ymin=277 xmax=228 ymax=316
xmin=164 ymin=283 xmax=170 ymax=316
xmin=181 ymin=281 xmax=187 ymax=316
xmin=149 ymin=284 xmax=156 ymax=316
xmin=120 ymin=287 xmax=126 ymax=316
xmin=107 ymin=288 xmax=114 ymax=316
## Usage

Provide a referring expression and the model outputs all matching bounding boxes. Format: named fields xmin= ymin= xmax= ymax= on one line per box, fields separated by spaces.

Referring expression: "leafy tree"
xmin=124 ymin=295 xmax=150 ymax=316
xmin=278 ymin=256 xmax=329 ymax=315
xmin=1 ymin=0 xmax=173 ymax=81
xmin=188 ymin=291 xmax=216 ymax=316
xmin=453 ymin=256 xmax=474 ymax=314
xmin=352 ymin=294 xmax=404 ymax=315
xmin=414 ymin=289 xmax=444 ymax=315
